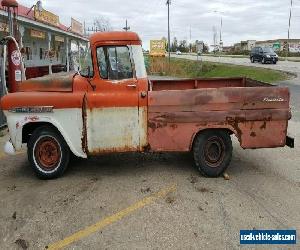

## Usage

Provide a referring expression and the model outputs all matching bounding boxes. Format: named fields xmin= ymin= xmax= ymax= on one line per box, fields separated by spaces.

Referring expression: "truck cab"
xmin=0 ymin=32 xmax=294 ymax=179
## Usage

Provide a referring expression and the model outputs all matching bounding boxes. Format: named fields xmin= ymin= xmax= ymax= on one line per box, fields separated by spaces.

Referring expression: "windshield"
xmin=79 ymin=44 xmax=94 ymax=77
xmin=262 ymin=47 xmax=275 ymax=54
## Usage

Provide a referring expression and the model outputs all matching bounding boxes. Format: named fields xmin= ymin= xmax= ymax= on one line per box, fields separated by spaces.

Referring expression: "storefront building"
xmin=0 ymin=2 xmax=88 ymax=79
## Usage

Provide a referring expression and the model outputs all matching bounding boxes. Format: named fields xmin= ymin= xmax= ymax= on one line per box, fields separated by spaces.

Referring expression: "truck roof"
xmin=89 ymin=31 xmax=142 ymax=45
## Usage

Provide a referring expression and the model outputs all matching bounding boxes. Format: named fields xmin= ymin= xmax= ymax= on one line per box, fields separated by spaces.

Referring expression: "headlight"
xmin=266 ymin=55 xmax=271 ymax=58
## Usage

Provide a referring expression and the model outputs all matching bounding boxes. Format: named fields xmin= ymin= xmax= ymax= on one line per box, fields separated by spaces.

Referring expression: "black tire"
xmin=27 ymin=126 xmax=70 ymax=179
xmin=250 ymin=57 xmax=255 ymax=63
xmin=273 ymin=61 xmax=277 ymax=65
xmin=193 ymin=130 xmax=232 ymax=178
xmin=261 ymin=57 xmax=265 ymax=64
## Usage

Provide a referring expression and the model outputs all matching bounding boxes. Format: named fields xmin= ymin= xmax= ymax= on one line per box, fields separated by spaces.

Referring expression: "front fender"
xmin=4 ymin=109 xmax=87 ymax=158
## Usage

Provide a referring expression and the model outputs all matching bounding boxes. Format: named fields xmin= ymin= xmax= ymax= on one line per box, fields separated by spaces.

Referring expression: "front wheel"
xmin=261 ymin=57 xmax=265 ymax=64
xmin=27 ymin=126 xmax=70 ymax=179
xmin=250 ymin=57 xmax=255 ymax=63
xmin=193 ymin=130 xmax=232 ymax=177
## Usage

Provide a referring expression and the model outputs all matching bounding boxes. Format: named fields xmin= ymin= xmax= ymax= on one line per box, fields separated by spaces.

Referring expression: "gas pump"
xmin=1 ymin=0 xmax=25 ymax=93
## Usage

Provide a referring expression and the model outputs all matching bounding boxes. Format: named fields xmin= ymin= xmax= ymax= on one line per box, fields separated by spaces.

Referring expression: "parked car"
xmin=176 ymin=50 xmax=182 ymax=55
xmin=250 ymin=47 xmax=279 ymax=64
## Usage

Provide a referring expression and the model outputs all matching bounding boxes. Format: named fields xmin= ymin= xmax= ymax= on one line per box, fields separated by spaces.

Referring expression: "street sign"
xmin=150 ymin=40 xmax=166 ymax=57
xmin=273 ymin=42 xmax=281 ymax=51
xmin=71 ymin=18 xmax=83 ymax=36
xmin=34 ymin=6 xmax=60 ymax=27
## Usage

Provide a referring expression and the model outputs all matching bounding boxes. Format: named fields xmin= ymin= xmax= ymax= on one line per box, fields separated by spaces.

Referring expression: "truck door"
xmin=86 ymin=45 xmax=141 ymax=154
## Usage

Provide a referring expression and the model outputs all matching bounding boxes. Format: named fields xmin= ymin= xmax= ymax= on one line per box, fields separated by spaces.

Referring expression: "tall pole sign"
xmin=1 ymin=0 xmax=22 ymax=93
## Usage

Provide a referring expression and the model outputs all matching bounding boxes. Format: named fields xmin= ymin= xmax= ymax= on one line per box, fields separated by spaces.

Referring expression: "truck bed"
xmin=150 ymin=77 xmax=271 ymax=91
xmin=148 ymin=77 xmax=290 ymax=151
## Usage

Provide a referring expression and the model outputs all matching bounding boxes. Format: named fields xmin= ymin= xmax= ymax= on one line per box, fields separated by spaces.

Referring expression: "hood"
xmin=18 ymin=72 xmax=74 ymax=92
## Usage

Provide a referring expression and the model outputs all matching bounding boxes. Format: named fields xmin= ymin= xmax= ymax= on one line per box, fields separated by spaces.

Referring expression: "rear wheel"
xmin=27 ymin=126 xmax=70 ymax=179
xmin=193 ymin=130 xmax=232 ymax=177
xmin=251 ymin=57 xmax=255 ymax=63
xmin=261 ymin=57 xmax=265 ymax=64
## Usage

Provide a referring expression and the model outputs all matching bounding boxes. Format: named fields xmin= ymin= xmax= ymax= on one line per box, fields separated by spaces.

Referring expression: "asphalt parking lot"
xmin=0 ymin=120 xmax=299 ymax=250
xmin=1 ymin=59 xmax=300 ymax=249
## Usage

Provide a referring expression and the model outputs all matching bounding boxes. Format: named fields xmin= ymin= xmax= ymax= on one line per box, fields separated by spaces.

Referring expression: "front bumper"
xmin=4 ymin=140 xmax=16 ymax=155
xmin=265 ymin=57 xmax=278 ymax=62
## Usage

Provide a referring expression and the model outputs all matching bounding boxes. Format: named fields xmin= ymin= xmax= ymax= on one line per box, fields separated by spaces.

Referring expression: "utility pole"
xmin=123 ymin=19 xmax=130 ymax=32
xmin=166 ymin=0 xmax=171 ymax=69
xmin=190 ymin=26 xmax=192 ymax=53
xmin=287 ymin=0 xmax=293 ymax=60
xmin=220 ymin=17 xmax=222 ymax=44
xmin=219 ymin=17 xmax=223 ymax=52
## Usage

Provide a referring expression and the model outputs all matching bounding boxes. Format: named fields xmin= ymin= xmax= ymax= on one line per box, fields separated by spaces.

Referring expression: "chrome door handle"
xmin=127 ymin=84 xmax=137 ymax=88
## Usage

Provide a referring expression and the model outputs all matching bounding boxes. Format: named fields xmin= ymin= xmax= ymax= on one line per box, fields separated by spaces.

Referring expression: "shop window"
xmin=25 ymin=47 xmax=32 ymax=60
xmin=40 ymin=48 xmax=43 ymax=60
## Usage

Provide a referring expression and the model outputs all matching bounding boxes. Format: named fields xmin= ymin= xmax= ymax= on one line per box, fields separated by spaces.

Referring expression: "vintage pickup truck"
xmin=0 ymin=32 xmax=294 ymax=179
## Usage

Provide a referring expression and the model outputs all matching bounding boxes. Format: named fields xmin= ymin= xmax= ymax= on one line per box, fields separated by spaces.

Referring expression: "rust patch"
xmin=250 ymin=132 xmax=256 ymax=137
xmin=142 ymin=144 xmax=151 ymax=152
xmin=27 ymin=116 xmax=39 ymax=122
xmin=148 ymin=121 xmax=157 ymax=132
xmin=260 ymin=121 xmax=267 ymax=130
xmin=89 ymin=145 xmax=138 ymax=155
xmin=170 ymin=124 xmax=178 ymax=130
xmin=195 ymin=95 xmax=213 ymax=105
xmin=81 ymin=94 xmax=88 ymax=154
xmin=18 ymin=72 xmax=73 ymax=92
xmin=148 ymin=121 xmax=168 ymax=132
xmin=226 ymin=116 xmax=245 ymax=144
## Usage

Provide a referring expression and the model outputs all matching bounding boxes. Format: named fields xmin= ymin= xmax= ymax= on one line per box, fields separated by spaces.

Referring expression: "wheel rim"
xmin=34 ymin=136 xmax=61 ymax=171
xmin=203 ymin=136 xmax=225 ymax=168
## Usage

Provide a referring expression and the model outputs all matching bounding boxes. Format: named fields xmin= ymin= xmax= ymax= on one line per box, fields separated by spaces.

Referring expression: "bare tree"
xmin=94 ymin=16 xmax=113 ymax=32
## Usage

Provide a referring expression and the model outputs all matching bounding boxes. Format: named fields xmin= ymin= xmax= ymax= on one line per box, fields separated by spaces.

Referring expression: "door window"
xmin=97 ymin=46 xmax=134 ymax=80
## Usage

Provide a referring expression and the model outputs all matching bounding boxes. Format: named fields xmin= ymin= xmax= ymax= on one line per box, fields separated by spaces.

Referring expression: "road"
xmin=0 ymin=58 xmax=299 ymax=249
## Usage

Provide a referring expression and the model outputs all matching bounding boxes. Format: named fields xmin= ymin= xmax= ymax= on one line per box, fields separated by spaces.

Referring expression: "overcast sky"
xmin=19 ymin=0 xmax=300 ymax=49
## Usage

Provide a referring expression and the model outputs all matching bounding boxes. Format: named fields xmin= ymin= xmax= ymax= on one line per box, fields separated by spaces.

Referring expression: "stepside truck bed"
xmin=148 ymin=77 xmax=291 ymax=151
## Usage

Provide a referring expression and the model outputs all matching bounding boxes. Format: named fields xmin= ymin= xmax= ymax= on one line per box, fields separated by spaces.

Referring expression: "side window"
xmin=97 ymin=46 xmax=134 ymax=80
xmin=80 ymin=46 xmax=94 ymax=78
xmin=97 ymin=47 xmax=108 ymax=79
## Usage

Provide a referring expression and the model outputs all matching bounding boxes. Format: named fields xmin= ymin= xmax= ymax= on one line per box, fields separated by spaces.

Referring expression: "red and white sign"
xmin=11 ymin=50 xmax=21 ymax=66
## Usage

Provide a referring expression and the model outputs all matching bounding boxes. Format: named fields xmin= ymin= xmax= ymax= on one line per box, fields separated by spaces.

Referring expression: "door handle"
xmin=127 ymin=84 xmax=137 ymax=88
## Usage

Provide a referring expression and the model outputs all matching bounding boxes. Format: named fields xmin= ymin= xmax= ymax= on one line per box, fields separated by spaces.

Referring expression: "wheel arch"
xmin=190 ymin=127 xmax=237 ymax=151
xmin=21 ymin=121 xmax=87 ymax=158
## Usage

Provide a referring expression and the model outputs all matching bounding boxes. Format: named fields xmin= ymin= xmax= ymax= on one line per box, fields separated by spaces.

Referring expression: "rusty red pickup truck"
xmin=0 ymin=32 xmax=294 ymax=179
